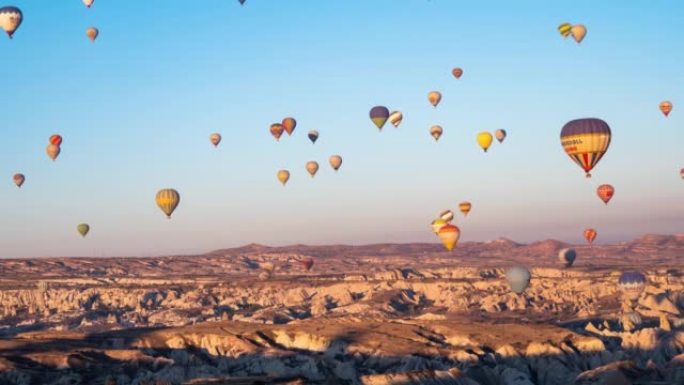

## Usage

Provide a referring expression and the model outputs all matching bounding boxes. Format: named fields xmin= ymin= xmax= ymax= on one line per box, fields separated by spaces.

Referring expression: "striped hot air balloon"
xmin=618 ymin=271 xmax=646 ymax=301
xmin=430 ymin=125 xmax=443 ymax=141
xmin=558 ymin=22 xmax=572 ymax=38
xmin=155 ymin=189 xmax=180 ymax=219
xmin=437 ymin=224 xmax=460 ymax=251
xmin=596 ymin=184 xmax=615 ymax=205
xmin=370 ymin=106 xmax=390 ymax=130
xmin=560 ymin=118 xmax=611 ymax=178
xmin=0 ymin=6 xmax=22 ymax=39
xmin=389 ymin=111 xmax=403 ymax=128
xmin=584 ymin=228 xmax=597 ymax=244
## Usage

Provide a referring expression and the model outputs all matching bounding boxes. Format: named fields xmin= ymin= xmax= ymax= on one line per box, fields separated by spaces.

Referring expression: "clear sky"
xmin=0 ymin=1 xmax=682 ymax=258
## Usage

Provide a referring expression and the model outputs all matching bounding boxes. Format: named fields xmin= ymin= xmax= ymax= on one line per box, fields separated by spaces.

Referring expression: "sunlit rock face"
xmin=0 ymin=236 xmax=683 ymax=384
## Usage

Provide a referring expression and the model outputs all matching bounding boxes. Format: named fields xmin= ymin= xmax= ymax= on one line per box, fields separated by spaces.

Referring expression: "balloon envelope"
xmin=431 ymin=218 xmax=446 ymax=234
xmin=209 ymin=133 xmax=221 ymax=147
xmin=300 ymin=258 xmax=314 ymax=271
xmin=451 ymin=67 xmax=463 ymax=79
xmin=430 ymin=125 xmax=443 ymax=141
xmin=458 ymin=202 xmax=472 ymax=217
xmin=618 ymin=271 xmax=646 ymax=301
xmin=680 ymin=168 xmax=684 ymax=179
xmin=439 ymin=210 xmax=454 ymax=223
xmin=0 ymin=6 xmax=22 ymax=38
xmin=370 ymin=106 xmax=390 ymax=130
xmin=584 ymin=228 xmax=597 ymax=244
xmin=46 ymin=144 xmax=61 ymax=161
xmin=77 ymin=223 xmax=90 ymax=237
xmin=13 ymin=173 xmax=24 ymax=188
xmin=558 ymin=22 xmax=572 ymax=38
xmin=49 ymin=135 xmax=63 ymax=146
xmin=156 ymin=189 xmax=180 ymax=218
xmin=596 ymin=184 xmax=615 ymax=204
xmin=560 ymin=118 xmax=611 ymax=178
xmin=558 ymin=248 xmax=577 ymax=267
xmin=305 ymin=161 xmax=319 ymax=177
xmin=495 ymin=129 xmax=507 ymax=143
xmin=282 ymin=117 xmax=296 ymax=136
xmin=477 ymin=132 xmax=493 ymax=152
xmin=329 ymin=155 xmax=342 ymax=171
xmin=277 ymin=170 xmax=290 ymax=185
xmin=506 ymin=267 xmax=531 ymax=294
xmin=389 ymin=111 xmax=403 ymax=128
xmin=83 ymin=0 xmax=94 ymax=7
xmin=308 ymin=130 xmax=319 ymax=144
xmin=270 ymin=123 xmax=284 ymax=141
xmin=570 ymin=24 xmax=587 ymax=43
xmin=428 ymin=91 xmax=442 ymax=107
xmin=86 ymin=27 xmax=98 ymax=41
xmin=659 ymin=101 xmax=672 ymax=117
xmin=437 ymin=224 xmax=460 ymax=251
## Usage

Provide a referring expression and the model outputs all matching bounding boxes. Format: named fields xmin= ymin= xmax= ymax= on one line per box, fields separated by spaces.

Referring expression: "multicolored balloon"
xmin=0 ymin=6 xmax=22 ymax=39
xmin=596 ymin=184 xmax=615 ymax=205
xmin=451 ymin=67 xmax=463 ymax=79
xmin=156 ymin=189 xmax=180 ymax=219
xmin=308 ymin=130 xmax=319 ymax=144
xmin=618 ymin=271 xmax=646 ymax=301
xmin=477 ymin=132 xmax=493 ymax=152
xmin=584 ymin=228 xmax=597 ymax=244
xmin=560 ymin=118 xmax=611 ymax=178
xmin=49 ymin=135 xmax=63 ymax=146
xmin=209 ymin=133 xmax=221 ymax=147
xmin=370 ymin=106 xmax=390 ymax=130
xmin=506 ymin=266 xmax=531 ymax=294
xmin=458 ymin=202 xmax=472 ymax=217
xmin=495 ymin=129 xmax=507 ymax=143
xmin=570 ymin=24 xmax=587 ymax=43
xmin=270 ymin=123 xmax=285 ymax=141
xmin=86 ymin=27 xmax=99 ymax=42
xmin=277 ymin=170 xmax=290 ymax=186
xmin=329 ymin=155 xmax=342 ymax=171
xmin=659 ymin=101 xmax=673 ymax=117
xmin=46 ymin=144 xmax=61 ymax=161
xmin=389 ymin=111 xmax=403 ymax=128
xmin=431 ymin=218 xmax=446 ymax=234
xmin=558 ymin=23 xmax=572 ymax=38
xmin=558 ymin=248 xmax=577 ymax=268
xmin=282 ymin=117 xmax=296 ymax=136
xmin=430 ymin=125 xmax=443 ymax=141
xmin=77 ymin=223 xmax=90 ymax=238
xmin=305 ymin=161 xmax=319 ymax=177
xmin=13 ymin=173 xmax=24 ymax=188
xmin=437 ymin=224 xmax=460 ymax=251
xmin=428 ymin=91 xmax=442 ymax=107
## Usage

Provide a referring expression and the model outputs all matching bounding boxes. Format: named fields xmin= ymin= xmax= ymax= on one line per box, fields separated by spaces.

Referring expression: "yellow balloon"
xmin=477 ymin=132 xmax=493 ymax=152
xmin=277 ymin=170 xmax=290 ymax=185
xmin=156 ymin=189 xmax=180 ymax=219
xmin=431 ymin=218 xmax=446 ymax=234
xmin=438 ymin=224 xmax=461 ymax=251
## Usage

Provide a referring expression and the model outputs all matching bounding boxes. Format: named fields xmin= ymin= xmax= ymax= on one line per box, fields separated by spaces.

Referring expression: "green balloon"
xmin=77 ymin=223 xmax=90 ymax=238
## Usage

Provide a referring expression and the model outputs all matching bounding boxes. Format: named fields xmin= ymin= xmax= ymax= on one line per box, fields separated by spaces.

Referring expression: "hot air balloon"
xmin=680 ymin=168 xmax=684 ymax=179
xmin=389 ymin=111 xmax=403 ymax=128
xmin=82 ymin=0 xmax=94 ymax=8
xmin=596 ymin=184 xmax=615 ymax=205
xmin=506 ymin=267 xmax=531 ymax=294
xmin=430 ymin=218 xmax=446 ymax=234
xmin=439 ymin=210 xmax=454 ymax=223
xmin=430 ymin=125 xmax=443 ymax=141
xmin=209 ymin=133 xmax=221 ymax=147
xmin=370 ymin=106 xmax=390 ymax=130
xmin=618 ymin=271 xmax=646 ymax=301
xmin=270 ymin=123 xmax=284 ymax=141
xmin=77 ymin=223 xmax=90 ymax=238
xmin=477 ymin=132 xmax=493 ymax=152
xmin=300 ymin=258 xmax=314 ymax=272
xmin=584 ymin=228 xmax=597 ymax=244
xmin=659 ymin=101 xmax=673 ymax=117
xmin=558 ymin=248 xmax=577 ymax=268
xmin=458 ymin=202 xmax=472 ymax=217
xmin=49 ymin=134 xmax=63 ymax=146
xmin=13 ymin=173 xmax=24 ymax=188
xmin=0 ymin=6 xmax=22 ymax=39
xmin=558 ymin=22 xmax=572 ymax=38
xmin=329 ymin=155 xmax=342 ymax=171
xmin=282 ymin=117 xmax=296 ymax=136
xmin=305 ymin=161 xmax=319 ymax=177
xmin=570 ymin=24 xmax=587 ymax=43
xmin=308 ymin=130 xmax=319 ymax=144
xmin=277 ymin=170 xmax=290 ymax=185
xmin=560 ymin=118 xmax=611 ymax=178
xmin=155 ymin=189 xmax=180 ymax=219
xmin=495 ymin=129 xmax=507 ymax=143
xmin=86 ymin=27 xmax=98 ymax=42
xmin=46 ymin=144 xmax=61 ymax=161
xmin=451 ymin=67 xmax=463 ymax=79
xmin=238 ymin=0 xmax=246 ymax=5
xmin=437 ymin=224 xmax=460 ymax=251
xmin=428 ymin=91 xmax=442 ymax=107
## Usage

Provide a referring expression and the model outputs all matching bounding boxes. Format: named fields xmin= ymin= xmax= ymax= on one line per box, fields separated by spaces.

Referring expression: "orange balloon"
xmin=438 ymin=224 xmax=461 ymax=251
xmin=270 ymin=123 xmax=284 ymax=141
xmin=584 ymin=228 xmax=597 ymax=244
xmin=458 ymin=201 xmax=472 ymax=217
xmin=282 ymin=117 xmax=296 ymax=135
xmin=451 ymin=68 xmax=463 ymax=79
xmin=660 ymin=101 xmax=672 ymax=117
xmin=596 ymin=184 xmax=614 ymax=205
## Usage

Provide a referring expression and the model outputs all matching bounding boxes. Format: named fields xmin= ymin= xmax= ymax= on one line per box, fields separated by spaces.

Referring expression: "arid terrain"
xmin=1 ymin=234 xmax=684 ymax=384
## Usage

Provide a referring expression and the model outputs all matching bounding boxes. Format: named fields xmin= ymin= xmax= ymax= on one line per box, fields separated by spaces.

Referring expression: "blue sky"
xmin=0 ymin=1 xmax=682 ymax=257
